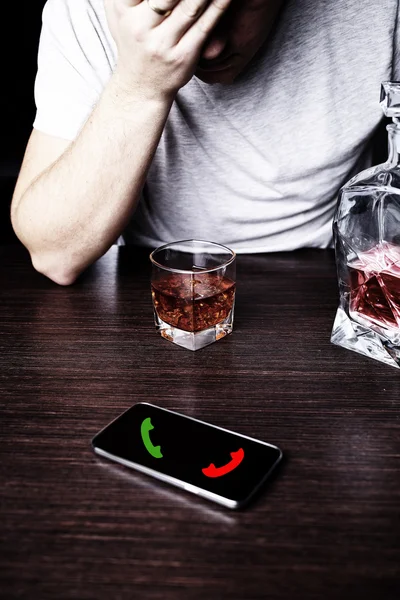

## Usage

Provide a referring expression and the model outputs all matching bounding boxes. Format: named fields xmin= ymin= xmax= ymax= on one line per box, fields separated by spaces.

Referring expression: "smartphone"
xmin=91 ymin=403 xmax=283 ymax=509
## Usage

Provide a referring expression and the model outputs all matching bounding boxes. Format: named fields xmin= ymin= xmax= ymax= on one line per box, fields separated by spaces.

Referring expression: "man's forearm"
xmin=11 ymin=74 xmax=173 ymax=285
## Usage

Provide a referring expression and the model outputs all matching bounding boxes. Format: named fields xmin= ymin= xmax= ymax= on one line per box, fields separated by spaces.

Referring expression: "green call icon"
xmin=140 ymin=417 xmax=163 ymax=458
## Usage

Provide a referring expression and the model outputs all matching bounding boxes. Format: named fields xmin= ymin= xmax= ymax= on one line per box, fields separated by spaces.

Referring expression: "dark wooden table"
xmin=1 ymin=244 xmax=399 ymax=600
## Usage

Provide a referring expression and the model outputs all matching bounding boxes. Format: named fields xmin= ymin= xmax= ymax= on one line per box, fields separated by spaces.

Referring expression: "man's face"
xmin=195 ymin=0 xmax=284 ymax=84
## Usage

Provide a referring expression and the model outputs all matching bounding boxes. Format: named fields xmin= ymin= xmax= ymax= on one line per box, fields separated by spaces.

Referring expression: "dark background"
xmin=1 ymin=1 xmax=46 ymax=244
xmin=0 ymin=1 xmax=390 ymax=246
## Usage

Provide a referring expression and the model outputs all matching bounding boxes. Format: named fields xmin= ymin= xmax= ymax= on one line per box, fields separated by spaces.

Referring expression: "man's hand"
xmin=105 ymin=0 xmax=233 ymax=101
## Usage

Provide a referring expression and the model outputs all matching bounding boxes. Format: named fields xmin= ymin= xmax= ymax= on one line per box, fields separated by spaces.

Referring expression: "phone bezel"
xmin=91 ymin=402 xmax=283 ymax=510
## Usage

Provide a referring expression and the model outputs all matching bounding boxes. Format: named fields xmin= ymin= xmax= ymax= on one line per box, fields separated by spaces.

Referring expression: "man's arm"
xmin=11 ymin=0 xmax=233 ymax=285
xmin=11 ymin=77 xmax=173 ymax=285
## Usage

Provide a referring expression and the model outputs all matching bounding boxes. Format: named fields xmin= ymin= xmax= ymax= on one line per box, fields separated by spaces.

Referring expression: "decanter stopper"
xmin=380 ymin=82 xmax=400 ymax=119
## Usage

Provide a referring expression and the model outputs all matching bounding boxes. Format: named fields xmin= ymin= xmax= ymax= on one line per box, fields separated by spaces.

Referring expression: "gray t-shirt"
xmin=33 ymin=0 xmax=400 ymax=252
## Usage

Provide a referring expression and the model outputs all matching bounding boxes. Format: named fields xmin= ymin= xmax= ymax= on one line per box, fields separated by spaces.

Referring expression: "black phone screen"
xmin=92 ymin=403 xmax=282 ymax=507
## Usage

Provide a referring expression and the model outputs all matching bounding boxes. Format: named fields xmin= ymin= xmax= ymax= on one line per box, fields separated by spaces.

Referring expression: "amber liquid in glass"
xmin=349 ymin=243 xmax=400 ymax=330
xmin=152 ymin=272 xmax=235 ymax=333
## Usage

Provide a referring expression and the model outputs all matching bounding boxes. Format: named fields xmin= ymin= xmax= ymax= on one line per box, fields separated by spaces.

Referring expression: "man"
xmin=10 ymin=0 xmax=400 ymax=285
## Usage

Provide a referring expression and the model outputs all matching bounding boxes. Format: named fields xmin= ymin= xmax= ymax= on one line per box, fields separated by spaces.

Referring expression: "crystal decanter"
xmin=331 ymin=82 xmax=400 ymax=368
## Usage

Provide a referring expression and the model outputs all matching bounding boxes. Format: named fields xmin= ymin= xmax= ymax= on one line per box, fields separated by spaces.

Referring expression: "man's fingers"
xmin=177 ymin=0 xmax=212 ymax=21
xmin=118 ymin=0 xmax=146 ymax=6
xmin=108 ymin=0 xmax=142 ymax=11
xmin=111 ymin=0 xmax=179 ymax=25
xmin=177 ymin=0 xmax=233 ymax=48
xmin=157 ymin=0 xmax=227 ymax=47
xmin=106 ymin=0 xmax=233 ymax=97
xmin=134 ymin=0 xmax=184 ymax=30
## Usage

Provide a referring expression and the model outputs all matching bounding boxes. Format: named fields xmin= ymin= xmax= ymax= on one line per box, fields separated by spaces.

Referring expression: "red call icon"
xmin=202 ymin=448 xmax=245 ymax=478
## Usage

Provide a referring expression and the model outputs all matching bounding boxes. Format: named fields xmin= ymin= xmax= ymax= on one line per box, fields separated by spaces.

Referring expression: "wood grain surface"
xmin=0 ymin=245 xmax=399 ymax=600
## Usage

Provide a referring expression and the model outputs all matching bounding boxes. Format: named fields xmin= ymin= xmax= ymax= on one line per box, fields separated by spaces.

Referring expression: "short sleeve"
xmin=33 ymin=0 xmax=116 ymax=140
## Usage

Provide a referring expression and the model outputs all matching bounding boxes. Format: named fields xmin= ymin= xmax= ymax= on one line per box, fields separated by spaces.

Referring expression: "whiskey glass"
xmin=150 ymin=240 xmax=236 ymax=351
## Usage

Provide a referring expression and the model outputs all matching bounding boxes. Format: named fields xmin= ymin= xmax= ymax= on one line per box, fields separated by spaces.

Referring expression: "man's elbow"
xmin=10 ymin=205 xmax=77 ymax=285
xmin=31 ymin=251 xmax=82 ymax=286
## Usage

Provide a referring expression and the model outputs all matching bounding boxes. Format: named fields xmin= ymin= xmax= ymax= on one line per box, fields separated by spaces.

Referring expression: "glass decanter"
xmin=331 ymin=82 xmax=400 ymax=369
